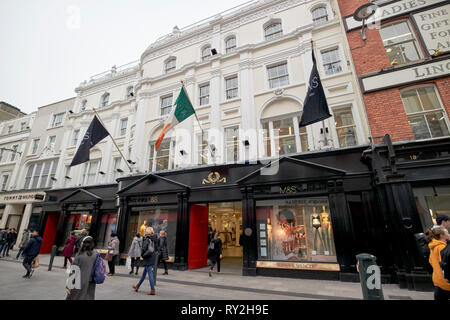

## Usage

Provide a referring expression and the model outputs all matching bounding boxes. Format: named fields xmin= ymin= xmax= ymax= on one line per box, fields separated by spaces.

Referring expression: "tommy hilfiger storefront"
xmin=115 ymin=146 xmax=382 ymax=282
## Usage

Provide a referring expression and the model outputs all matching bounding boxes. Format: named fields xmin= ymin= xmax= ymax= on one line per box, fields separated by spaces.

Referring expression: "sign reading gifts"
xmin=412 ymin=3 xmax=450 ymax=55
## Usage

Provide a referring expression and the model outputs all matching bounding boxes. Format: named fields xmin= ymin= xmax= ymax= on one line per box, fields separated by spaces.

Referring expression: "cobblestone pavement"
xmin=0 ymin=251 xmax=433 ymax=300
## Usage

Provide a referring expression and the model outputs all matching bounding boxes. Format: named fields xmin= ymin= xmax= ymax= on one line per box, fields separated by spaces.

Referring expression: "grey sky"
xmin=0 ymin=0 xmax=252 ymax=114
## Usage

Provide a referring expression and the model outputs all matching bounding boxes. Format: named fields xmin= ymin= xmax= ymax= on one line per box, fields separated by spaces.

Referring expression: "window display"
xmin=414 ymin=185 xmax=450 ymax=229
xmin=61 ymin=212 xmax=92 ymax=247
xmin=126 ymin=205 xmax=177 ymax=256
xmin=256 ymin=197 xmax=336 ymax=262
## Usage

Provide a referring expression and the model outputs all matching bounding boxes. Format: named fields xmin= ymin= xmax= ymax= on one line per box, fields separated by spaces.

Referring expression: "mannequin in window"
xmin=311 ymin=207 xmax=324 ymax=255
xmin=278 ymin=209 xmax=298 ymax=260
xmin=320 ymin=205 xmax=332 ymax=255
xmin=139 ymin=220 xmax=148 ymax=237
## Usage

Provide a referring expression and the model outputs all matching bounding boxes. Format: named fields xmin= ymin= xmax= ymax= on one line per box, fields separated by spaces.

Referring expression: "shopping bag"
xmin=31 ymin=257 xmax=39 ymax=269
xmin=126 ymin=257 xmax=132 ymax=270
xmin=105 ymin=253 xmax=113 ymax=262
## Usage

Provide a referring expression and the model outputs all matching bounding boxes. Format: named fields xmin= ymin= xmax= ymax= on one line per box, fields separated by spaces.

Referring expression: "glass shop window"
xmin=414 ymin=185 xmax=450 ymax=230
xmin=256 ymin=197 xmax=336 ymax=262
xmin=126 ymin=205 xmax=178 ymax=257
xmin=61 ymin=212 xmax=92 ymax=247
xmin=96 ymin=213 xmax=118 ymax=249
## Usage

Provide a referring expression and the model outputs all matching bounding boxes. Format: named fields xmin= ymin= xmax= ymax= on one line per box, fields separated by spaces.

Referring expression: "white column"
xmin=102 ymin=116 xmax=118 ymax=183
xmin=54 ymin=125 xmax=73 ymax=188
xmin=132 ymin=86 xmax=151 ymax=173
xmin=209 ymin=65 xmax=223 ymax=163
xmin=14 ymin=203 xmax=32 ymax=249
xmin=176 ymin=72 xmax=195 ymax=168
xmin=9 ymin=144 xmax=26 ymax=190
xmin=0 ymin=204 xmax=12 ymax=228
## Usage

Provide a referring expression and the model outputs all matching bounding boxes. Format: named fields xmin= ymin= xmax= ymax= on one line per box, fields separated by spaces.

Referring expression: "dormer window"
xmin=101 ymin=93 xmax=110 ymax=108
xmin=264 ymin=22 xmax=282 ymax=41
xmin=165 ymin=58 xmax=176 ymax=73
xmin=312 ymin=6 xmax=328 ymax=25
xmin=201 ymin=45 xmax=212 ymax=61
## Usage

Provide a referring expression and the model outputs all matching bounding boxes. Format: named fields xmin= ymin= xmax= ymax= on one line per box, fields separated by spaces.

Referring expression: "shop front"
xmin=118 ymin=146 xmax=379 ymax=281
xmin=36 ymin=184 xmax=118 ymax=254
xmin=0 ymin=190 xmax=46 ymax=249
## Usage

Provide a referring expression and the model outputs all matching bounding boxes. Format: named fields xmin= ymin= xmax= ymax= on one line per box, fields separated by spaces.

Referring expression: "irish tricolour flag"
xmin=155 ymin=85 xmax=196 ymax=151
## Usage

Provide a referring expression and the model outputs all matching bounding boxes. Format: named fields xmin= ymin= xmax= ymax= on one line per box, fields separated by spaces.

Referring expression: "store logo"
xmin=202 ymin=172 xmax=227 ymax=185
xmin=280 ymin=185 xmax=297 ymax=194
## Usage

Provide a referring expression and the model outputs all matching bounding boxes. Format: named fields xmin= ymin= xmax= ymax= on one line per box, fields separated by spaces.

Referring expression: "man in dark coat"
xmin=208 ymin=232 xmax=222 ymax=277
xmin=22 ymin=230 xmax=43 ymax=278
xmin=1 ymin=229 xmax=14 ymax=257
xmin=0 ymin=229 xmax=7 ymax=257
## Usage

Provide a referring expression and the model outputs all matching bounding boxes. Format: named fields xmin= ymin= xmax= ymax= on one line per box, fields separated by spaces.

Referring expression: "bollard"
xmin=356 ymin=253 xmax=384 ymax=300
xmin=48 ymin=245 xmax=58 ymax=271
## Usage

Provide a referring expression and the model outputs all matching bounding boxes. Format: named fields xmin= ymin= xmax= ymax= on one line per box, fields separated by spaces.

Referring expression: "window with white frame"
xmin=112 ymin=157 xmax=122 ymax=180
xmin=333 ymin=107 xmax=358 ymax=147
xmin=380 ymin=20 xmax=422 ymax=65
xmin=199 ymin=83 xmax=210 ymax=106
xmin=1 ymin=174 xmax=9 ymax=190
xmin=401 ymin=86 xmax=450 ymax=140
xmin=51 ymin=113 xmax=64 ymax=127
xmin=225 ymin=36 xmax=236 ymax=53
xmin=24 ymin=160 xmax=58 ymax=189
xmin=321 ymin=47 xmax=343 ymax=76
xmin=161 ymin=95 xmax=173 ymax=116
xmin=312 ymin=6 xmax=328 ymax=25
xmin=201 ymin=45 xmax=212 ymax=61
xmin=225 ymin=126 xmax=239 ymax=163
xmin=148 ymin=139 xmax=176 ymax=171
xmin=72 ymin=129 xmax=80 ymax=146
xmin=197 ymin=131 xmax=209 ymax=165
xmin=10 ymin=145 xmax=19 ymax=162
xmin=120 ymin=118 xmax=128 ymax=136
xmin=47 ymin=136 xmax=56 ymax=150
xmin=80 ymin=100 xmax=87 ymax=111
xmin=264 ymin=22 xmax=283 ymax=41
xmin=267 ymin=62 xmax=289 ymax=89
xmin=225 ymin=76 xmax=238 ymax=100
xmin=31 ymin=138 xmax=40 ymax=154
xmin=21 ymin=122 xmax=27 ymax=131
xmin=83 ymin=159 xmax=100 ymax=185
xmin=165 ymin=58 xmax=176 ymax=73
xmin=262 ymin=114 xmax=308 ymax=157
xmin=101 ymin=93 xmax=110 ymax=108
xmin=126 ymin=86 xmax=134 ymax=98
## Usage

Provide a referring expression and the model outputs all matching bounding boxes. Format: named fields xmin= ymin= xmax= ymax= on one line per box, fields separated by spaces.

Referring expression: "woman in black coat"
xmin=207 ymin=232 xmax=222 ymax=277
xmin=132 ymin=227 xmax=159 ymax=295
xmin=158 ymin=230 xmax=169 ymax=275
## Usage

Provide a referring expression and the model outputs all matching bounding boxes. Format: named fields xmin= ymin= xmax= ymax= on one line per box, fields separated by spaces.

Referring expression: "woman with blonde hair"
xmin=132 ymin=227 xmax=158 ymax=295
xmin=425 ymin=226 xmax=450 ymax=301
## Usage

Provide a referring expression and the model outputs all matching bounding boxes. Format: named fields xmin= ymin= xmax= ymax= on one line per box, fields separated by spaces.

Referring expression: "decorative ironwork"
xmin=202 ymin=172 xmax=227 ymax=185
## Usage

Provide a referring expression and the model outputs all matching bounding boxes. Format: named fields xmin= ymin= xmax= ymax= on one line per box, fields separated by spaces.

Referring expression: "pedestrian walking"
xmin=0 ymin=228 xmax=8 ymax=257
xmin=435 ymin=214 xmax=450 ymax=234
xmin=16 ymin=229 xmax=30 ymax=259
xmin=66 ymin=236 xmax=98 ymax=300
xmin=9 ymin=229 xmax=17 ymax=250
xmin=106 ymin=232 xmax=120 ymax=276
xmin=128 ymin=233 xmax=142 ymax=275
xmin=132 ymin=227 xmax=158 ymax=295
xmin=63 ymin=232 xmax=77 ymax=268
xmin=74 ymin=229 xmax=89 ymax=256
xmin=207 ymin=231 xmax=222 ymax=277
xmin=22 ymin=230 xmax=42 ymax=278
xmin=425 ymin=226 xmax=450 ymax=301
xmin=158 ymin=230 xmax=169 ymax=275
xmin=1 ymin=229 xmax=14 ymax=257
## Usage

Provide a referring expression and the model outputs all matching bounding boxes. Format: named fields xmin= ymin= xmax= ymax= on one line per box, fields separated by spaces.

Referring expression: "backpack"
xmin=414 ymin=233 xmax=432 ymax=274
xmin=90 ymin=252 xmax=106 ymax=284
xmin=440 ymin=244 xmax=450 ymax=282
xmin=141 ymin=237 xmax=154 ymax=258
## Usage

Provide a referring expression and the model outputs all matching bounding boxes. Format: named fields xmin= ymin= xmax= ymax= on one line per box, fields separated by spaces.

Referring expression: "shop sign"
xmin=344 ymin=0 xmax=445 ymax=31
xmin=0 ymin=192 xmax=46 ymax=204
xmin=256 ymin=182 xmax=328 ymax=195
xmin=256 ymin=261 xmax=340 ymax=272
xmin=412 ymin=3 xmax=450 ymax=55
xmin=202 ymin=172 xmax=227 ymax=185
xmin=360 ymin=57 xmax=450 ymax=93
xmin=129 ymin=196 xmax=158 ymax=204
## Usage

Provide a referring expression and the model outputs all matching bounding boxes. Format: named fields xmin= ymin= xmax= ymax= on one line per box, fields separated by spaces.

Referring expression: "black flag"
xmin=70 ymin=116 xmax=109 ymax=167
xmin=299 ymin=43 xmax=332 ymax=127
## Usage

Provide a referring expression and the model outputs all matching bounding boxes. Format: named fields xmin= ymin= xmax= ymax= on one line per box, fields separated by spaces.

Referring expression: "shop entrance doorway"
xmin=188 ymin=202 xmax=243 ymax=273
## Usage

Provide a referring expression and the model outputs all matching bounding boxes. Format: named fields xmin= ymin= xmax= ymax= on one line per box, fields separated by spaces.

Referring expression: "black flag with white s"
xmin=299 ymin=43 xmax=332 ymax=127
xmin=70 ymin=116 xmax=109 ymax=167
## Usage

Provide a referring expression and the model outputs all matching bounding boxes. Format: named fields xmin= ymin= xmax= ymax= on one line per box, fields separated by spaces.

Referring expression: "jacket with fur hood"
xmin=429 ymin=238 xmax=450 ymax=291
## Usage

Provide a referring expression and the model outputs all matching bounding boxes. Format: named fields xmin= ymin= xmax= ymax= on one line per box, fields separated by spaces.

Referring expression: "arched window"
xmin=101 ymin=93 xmax=110 ymax=108
xmin=201 ymin=45 xmax=212 ymax=61
xmin=126 ymin=86 xmax=134 ymax=98
xmin=225 ymin=36 xmax=236 ymax=53
xmin=165 ymin=58 xmax=176 ymax=73
xmin=312 ymin=6 xmax=328 ymax=24
xmin=264 ymin=22 xmax=282 ymax=41
xmin=400 ymin=85 xmax=449 ymax=140
xmin=80 ymin=99 xmax=87 ymax=111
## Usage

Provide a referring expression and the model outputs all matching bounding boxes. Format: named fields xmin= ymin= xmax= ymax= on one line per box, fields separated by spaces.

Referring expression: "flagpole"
xmin=180 ymin=80 xmax=215 ymax=161
xmin=92 ymin=107 xmax=133 ymax=173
